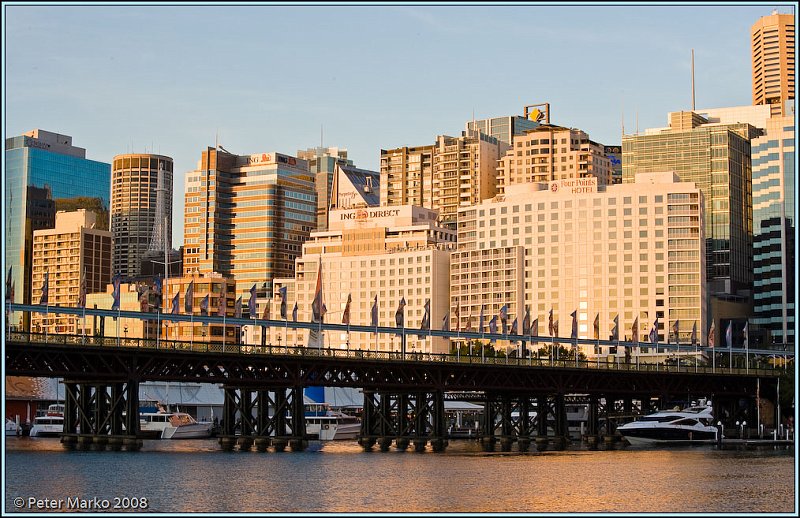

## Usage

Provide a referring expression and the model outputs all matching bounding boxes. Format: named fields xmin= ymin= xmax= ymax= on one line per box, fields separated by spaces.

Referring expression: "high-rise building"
xmin=751 ymin=101 xmax=795 ymax=347
xmin=5 ymin=129 xmax=110 ymax=330
xmin=452 ymin=173 xmax=707 ymax=358
xmin=465 ymin=114 xmax=539 ymax=148
xmin=380 ymin=144 xmax=435 ymax=210
xmin=496 ymin=124 xmax=612 ymax=194
xmin=296 ymin=146 xmax=353 ymax=230
xmin=381 ymin=131 xmax=503 ymax=229
xmin=622 ymin=112 xmax=761 ymax=296
xmin=111 ymin=154 xmax=173 ymax=281
xmin=30 ymin=209 xmax=112 ymax=334
xmin=182 ymin=147 xmax=316 ymax=299
xmin=266 ymin=205 xmax=455 ymax=353
xmin=751 ymin=11 xmax=795 ymax=117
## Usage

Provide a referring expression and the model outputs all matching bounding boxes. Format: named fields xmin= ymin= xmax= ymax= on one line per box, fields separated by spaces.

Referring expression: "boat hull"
xmin=161 ymin=423 xmax=213 ymax=439
xmin=620 ymin=427 xmax=717 ymax=446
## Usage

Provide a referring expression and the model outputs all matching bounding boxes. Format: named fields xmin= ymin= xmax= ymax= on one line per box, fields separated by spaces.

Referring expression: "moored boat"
xmin=617 ymin=399 xmax=720 ymax=446
xmin=160 ymin=412 xmax=213 ymax=439
xmin=304 ymin=402 xmax=361 ymax=440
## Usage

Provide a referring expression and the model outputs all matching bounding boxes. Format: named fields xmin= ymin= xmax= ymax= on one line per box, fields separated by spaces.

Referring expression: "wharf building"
xmin=751 ymin=101 xmax=795 ymax=347
xmin=381 ymin=130 xmax=504 ymax=229
xmin=296 ymin=146 xmax=353 ymax=231
xmin=182 ymin=147 xmax=316 ymax=301
xmin=111 ymin=153 xmax=174 ymax=281
xmin=261 ymin=205 xmax=456 ymax=354
xmin=496 ymin=124 xmax=613 ymax=195
xmin=4 ymin=129 xmax=110 ymax=331
xmin=622 ymin=111 xmax=761 ymax=297
xmin=451 ymin=172 xmax=707 ymax=359
xmin=30 ymin=209 xmax=112 ymax=334
xmin=751 ymin=11 xmax=795 ymax=117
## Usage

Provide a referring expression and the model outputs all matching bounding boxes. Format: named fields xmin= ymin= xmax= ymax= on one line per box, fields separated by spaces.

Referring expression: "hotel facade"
xmin=451 ymin=172 xmax=707 ymax=357
xmin=262 ymin=205 xmax=456 ymax=353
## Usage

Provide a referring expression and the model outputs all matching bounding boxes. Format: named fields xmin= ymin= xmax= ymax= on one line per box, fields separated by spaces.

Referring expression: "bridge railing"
xmin=7 ymin=330 xmax=779 ymax=377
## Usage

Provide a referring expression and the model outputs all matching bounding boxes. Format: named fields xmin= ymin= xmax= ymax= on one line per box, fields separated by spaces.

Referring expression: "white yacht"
xmin=617 ymin=400 xmax=720 ymax=446
xmin=28 ymin=404 xmax=65 ymax=438
xmin=304 ymin=403 xmax=361 ymax=441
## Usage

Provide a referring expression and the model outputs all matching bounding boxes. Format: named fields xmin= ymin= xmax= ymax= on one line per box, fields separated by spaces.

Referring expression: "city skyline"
xmin=4 ymin=3 xmax=792 ymax=248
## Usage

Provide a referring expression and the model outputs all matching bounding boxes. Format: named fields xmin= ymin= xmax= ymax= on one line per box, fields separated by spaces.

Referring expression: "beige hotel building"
xmin=451 ymin=172 xmax=707 ymax=357
xmin=261 ymin=205 xmax=456 ymax=353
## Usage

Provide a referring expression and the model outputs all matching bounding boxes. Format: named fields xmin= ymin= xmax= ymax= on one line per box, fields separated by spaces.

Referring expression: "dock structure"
xmin=4 ymin=304 xmax=791 ymax=453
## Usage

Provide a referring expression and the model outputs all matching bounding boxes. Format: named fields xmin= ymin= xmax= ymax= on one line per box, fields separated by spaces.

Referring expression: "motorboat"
xmin=160 ymin=412 xmax=213 ymax=439
xmin=617 ymin=399 xmax=720 ymax=446
xmin=5 ymin=417 xmax=22 ymax=436
xmin=304 ymin=403 xmax=361 ymax=441
xmin=139 ymin=409 xmax=174 ymax=439
xmin=29 ymin=404 xmax=66 ymax=438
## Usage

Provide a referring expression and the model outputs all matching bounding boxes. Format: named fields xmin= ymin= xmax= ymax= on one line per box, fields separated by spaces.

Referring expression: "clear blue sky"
xmin=5 ymin=2 xmax=792 ymax=248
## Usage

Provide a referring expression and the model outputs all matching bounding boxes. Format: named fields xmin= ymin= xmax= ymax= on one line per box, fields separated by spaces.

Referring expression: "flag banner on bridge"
xmin=280 ymin=286 xmax=288 ymax=320
xmin=725 ymin=320 xmax=733 ymax=349
xmin=40 ymin=271 xmax=50 ymax=306
xmin=370 ymin=295 xmax=378 ymax=328
xmin=171 ymin=291 xmax=179 ymax=315
xmin=743 ymin=321 xmax=749 ymax=350
xmin=691 ymin=321 xmax=698 ymax=346
xmin=395 ymin=297 xmax=406 ymax=328
xmin=184 ymin=281 xmax=194 ymax=313
xmin=594 ymin=313 xmax=600 ymax=340
xmin=611 ymin=314 xmax=619 ymax=341
xmin=110 ymin=272 xmax=120 ymax=310
xmin=342 ymin=294 xmax=352 ymax=325
xmin=510 ymin=317 xmax=518 ymax=335
xmin=500 ymin=304 xmax=508 ymax=335
xmin=152 ymin=274 xmax=163 ymax=311
xmin=649 ymin=320 xmax=658 ymax=347
xmin=531 ymin=318 xmax=538 ymax=338
xmin=441 ymin=311 xmax=449 ymax=332
xmin=465 ymin=311 xmax=473 ymax=332
xmin=673 ymin=319 xmax=680 ymax=345
xmin=6 ymin=266 xmax=12 ymax=303
xmin=522 ymin=306 xmax=531 ymax=336
xmin=311 ymin=261 xmax=324 ymax=323
xmin=548 ymin=308 xmax=554 ymax=336
xmin=632 ymin=316 xmax=639 ymax=343
xmin=479 ymin=305 xmax=485 ymax=334
xmin=78 ymin=273 xmax=86 ymax=309
xmin=292 ymin=301 xmax=298 ymax=322
xmin=570 ymin=310 xmax=578 ymax=339
xmin=235 ymin=296 xmax=242 ymax=319
xmin=200 ymin=294 xmax=209 ymax=317
xmin=139 ymin=288 xmax=150 ymax=313
xmin=248 ymin=284 xmax=257 ymax=319
xmin=262 ymin=298 xmax=271 ymax=320
xmin=217 ymin=281 xmax=227 ymax=317
xmin=553 ymin=319 xmax=559 ymax=337
xmin=418 ymin=298 xmax=430 ymax=338
xmin=454 ymin=304 xmax=460 ymax=332
xmin=708 ymin=320 xmax=715 ymax=348
xmin=488 ymin=315 xmax=498 ymax=342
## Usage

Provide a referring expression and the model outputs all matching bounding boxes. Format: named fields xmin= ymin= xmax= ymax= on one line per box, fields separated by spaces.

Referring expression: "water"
xmin=4 ymin=437 xmax=796 ymax=514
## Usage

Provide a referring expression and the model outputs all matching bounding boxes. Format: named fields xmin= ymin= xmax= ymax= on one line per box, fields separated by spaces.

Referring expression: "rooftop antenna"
xmin=691 ymin=49 xmax=696 ymax=111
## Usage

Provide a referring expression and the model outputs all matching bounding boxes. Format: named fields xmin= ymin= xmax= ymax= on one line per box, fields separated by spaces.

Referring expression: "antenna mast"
xmin=691 ymin=49 xmax=696 ymax=111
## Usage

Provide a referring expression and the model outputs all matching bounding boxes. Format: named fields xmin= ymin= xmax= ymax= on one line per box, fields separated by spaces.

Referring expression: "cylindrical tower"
xmin=111 ymin=153 xmax=174 ymax=280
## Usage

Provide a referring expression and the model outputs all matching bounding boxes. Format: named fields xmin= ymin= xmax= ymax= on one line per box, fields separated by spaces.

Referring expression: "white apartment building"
xmin=452 ymin=172 xmax=707 ymax=357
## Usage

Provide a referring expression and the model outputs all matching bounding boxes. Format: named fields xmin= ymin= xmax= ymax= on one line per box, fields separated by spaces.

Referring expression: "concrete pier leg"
xmin=378 ymin=437 xmax=393 ymax=452
xmin=272 ymin=438 xmax=288 ymax=452
xmin=499 ymin=437 xmax=514 ymax=452
xmin=551 ymin=436 xmax=567 ymax=451
xmin=480 ymin=436 xmax=497 ymax=452
xmin=123 ymin=437 xmax=142 ymax=452
xmin=535 ymin=436 xmax=549 ymax=451
xmin=254 ymin=438 xmax=270 ymax=452
xmin=358 ymin=437 xmax=376 ymax=452
xmin=413 ymin=439 xmax=427 ymax=453
xmin=77 ymin=435 xmax=93 ymax=451
xmin=395 ymin=437 xmax=410 ymax=451
xmin=238 ymin=437 xmax=254 ymax=451
xmin=60 ymin=434 xmax=77 ymax=450
xmin=586 ymin=435 xmax=600 ymax=450
xmin=92 ymin=435 xmax=109 ymax=451
xmin=518 ymin=438 xmax=531 ymax=452
xmin=218 ymin=436 xmax=237 ymax=452
xmin=107 ymin=437 xmax=123 ymax=452
xmin=603 ymin=435 xmax=617 ymax=450
xmin=430 ymin=438 xmax=447 ymax=453
xmin=289 ymin=439 xmax=307 ymax=452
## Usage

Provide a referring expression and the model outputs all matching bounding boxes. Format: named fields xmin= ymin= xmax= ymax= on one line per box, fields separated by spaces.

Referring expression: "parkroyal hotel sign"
xmin=549 ymin=177 xmax=597 ymax=195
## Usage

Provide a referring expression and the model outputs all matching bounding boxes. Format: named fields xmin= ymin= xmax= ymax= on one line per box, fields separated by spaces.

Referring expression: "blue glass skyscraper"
xmin=5 ymin=129 xmax=110 ymax=329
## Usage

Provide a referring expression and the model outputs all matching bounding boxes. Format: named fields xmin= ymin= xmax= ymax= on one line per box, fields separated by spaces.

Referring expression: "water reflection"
xmin=5 ymin=437 xmax=794 ymax=513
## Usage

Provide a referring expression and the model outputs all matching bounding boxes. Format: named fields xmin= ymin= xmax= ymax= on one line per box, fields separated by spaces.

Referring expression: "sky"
xmin=4 ymin=2 xmax=793 ymax=248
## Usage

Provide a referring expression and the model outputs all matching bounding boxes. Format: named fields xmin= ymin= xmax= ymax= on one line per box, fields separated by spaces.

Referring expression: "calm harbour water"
xmin=4 ymin=437 xmax=796 ymax=514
